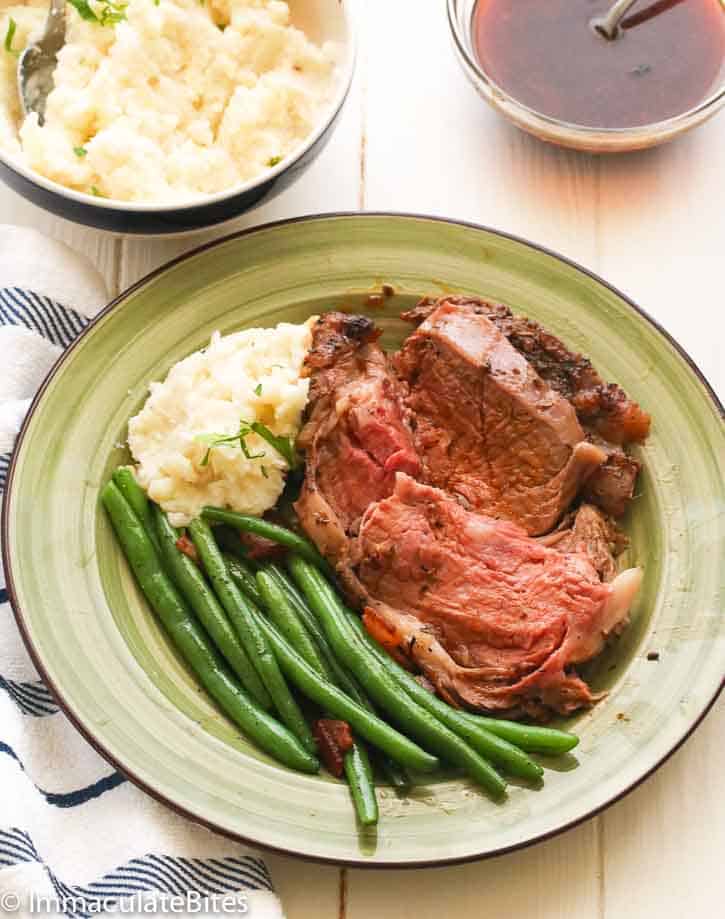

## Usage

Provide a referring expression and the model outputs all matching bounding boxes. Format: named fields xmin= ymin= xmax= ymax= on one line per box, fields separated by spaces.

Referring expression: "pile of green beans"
xmin=259 ymin=565 xmax=412 ymax=793
xmin=104 ymin=471 xmax=580 ymax=826
xmin=287 ymin=557 xmax=507 ymax=798
xmin=100 ymin=480 xmax=317 ymax=774
xmin=152 ymin=505 xmax=271 ymax=710
xmin=189 ymin=518 xmax=316 ymax=755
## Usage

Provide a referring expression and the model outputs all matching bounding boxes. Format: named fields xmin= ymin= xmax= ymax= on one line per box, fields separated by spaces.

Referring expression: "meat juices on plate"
xmin=295 ymin=305 xmax=649 ymax=720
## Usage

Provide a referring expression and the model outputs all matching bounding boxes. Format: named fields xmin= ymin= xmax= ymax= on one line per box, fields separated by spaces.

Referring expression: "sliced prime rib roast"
xmin=394 ymin=297 xmax=606 ymax=535
xmin=351 ymin=474 xmax=642 ymax=718
xmin=295 ymin=313 xmax=420 ymax=569
xmin=403 ymin=296 xmax=651 ymax=518
xmin=294 ymin=310 xmax=644 ymax=719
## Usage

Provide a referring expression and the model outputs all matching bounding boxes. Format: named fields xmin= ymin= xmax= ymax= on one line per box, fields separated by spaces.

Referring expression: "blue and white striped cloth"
xmin=0 ymin=226 xmax=283 ymax=919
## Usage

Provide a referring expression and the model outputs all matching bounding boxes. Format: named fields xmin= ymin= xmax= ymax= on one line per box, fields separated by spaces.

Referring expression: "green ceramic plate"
xmin=3 ymin=214 xmax=723 ymax=866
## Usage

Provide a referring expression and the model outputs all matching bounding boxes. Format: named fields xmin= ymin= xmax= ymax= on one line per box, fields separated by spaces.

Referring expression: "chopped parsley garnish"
xmin=68 ymin=0 xmax=128 ymax=27
xmin=97 ymin=1 xmax=128 ymax=26
xmin=267 ymin=155 xmax=282 ymax=167
xmin=249 ymin=421 xmax=299 ymax=469
xmin=90 ymin=185 xmax=104 ymax=197
xmin=196 ymin=422 xmax=265 ymax=467
xmin=4 ymin=18 xmax=19 ymax=55
xmin=254 ymin=383 xmax=263 ymax=396
xmin=261 ymin=465 xmax=269 ymax=479
xmin=74 ymin=146 xmax=88 ymax=158
xmin=67 ymin=0 xmax=97 ymax=20
xmin=196 ymin=419 xmax=299 ymax=470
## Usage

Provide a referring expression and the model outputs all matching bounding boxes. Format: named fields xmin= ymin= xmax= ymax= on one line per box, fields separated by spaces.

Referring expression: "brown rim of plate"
xmin=2 ymin=212 xmax=723 ymax=869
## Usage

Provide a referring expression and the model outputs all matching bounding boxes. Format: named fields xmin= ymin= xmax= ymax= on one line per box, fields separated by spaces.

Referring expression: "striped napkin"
xmin=0 ymin=226 xmax=283 ymax=919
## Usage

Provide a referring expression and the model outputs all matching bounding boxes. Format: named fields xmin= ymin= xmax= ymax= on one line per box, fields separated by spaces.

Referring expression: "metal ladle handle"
xmin=592 ymin=0 xmax=640 ymax=40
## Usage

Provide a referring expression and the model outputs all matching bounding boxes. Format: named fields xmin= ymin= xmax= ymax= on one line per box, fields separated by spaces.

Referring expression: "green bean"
xmin=214 ymin=525 xmax=251 ymax=561
xmin=224 ymin=553 xmax=264 ymax=606
xmin=189 ymin=519 xmax=316 ymax=755
xmin=253 ymin=568 xmax=386 ymax=820
xmin=265 ymin=561 xmax=311 ymax=616
xmin=201 ymin=507 xmax=334 ymax=576
xmin=457 ymin=714 xmax=579 ymax=755
xmin=344 ymin=744 xmax=378 ymax=827
xmin=343 ymin=610 xmax=576 ymax=761
xmin=258 ymin=563 xmax=412 ymax=792
xmin=248 ymin=607 xmax=439 ymax=774
xmin=253 ymin=569 xmax=381 ymax=821
xmin=343 ymin=611 xmax=542 ymax=782
xmin=100 ymin=482 xmax=318 ymax=774
xmin=263 ymin=563 xmax=366 ymax=702
xmin=112 ymin=467 xmax=159 ymax=551
xmin=151 ymin=506 xmax=272 ymax=710
xmin=265 ymin=563 xmax=518 ymax=785
xmin=256 ymin=571 xmax=328 ymax=674
xmin=288 ymin=557 xmax=506 ymax=798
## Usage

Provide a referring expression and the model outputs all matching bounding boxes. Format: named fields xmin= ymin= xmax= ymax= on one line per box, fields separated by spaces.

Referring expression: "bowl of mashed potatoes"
xmin=0 ymin=0 xmax=354 ymax=233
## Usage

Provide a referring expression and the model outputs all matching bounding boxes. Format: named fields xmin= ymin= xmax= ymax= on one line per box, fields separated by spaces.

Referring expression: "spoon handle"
xmin=595 ymin=0 xmax=640 ymax=38
xmin=43 ymin=0 xmax=67 ymax=55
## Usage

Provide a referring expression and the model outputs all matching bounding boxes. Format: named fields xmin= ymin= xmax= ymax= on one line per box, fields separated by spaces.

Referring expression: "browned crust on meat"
xmin=583 ymin=450 xmax=641 ymax=518
xmin=304 ymin=312 xmax=380 ymax=403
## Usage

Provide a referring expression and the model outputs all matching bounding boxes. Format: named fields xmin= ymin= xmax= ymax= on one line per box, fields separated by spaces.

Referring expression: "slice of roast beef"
xmin=394 ymin=298 xmax=606 ymax=535
xmin=404 ymin=296 xmax=651 ymax=443
xmin=353 ymin=474 xmax=642 ymax=718
xmin=404 ymin=296 xmax=649 ymax=518
xmin=295 ymin=313 xmax=420 ymax=571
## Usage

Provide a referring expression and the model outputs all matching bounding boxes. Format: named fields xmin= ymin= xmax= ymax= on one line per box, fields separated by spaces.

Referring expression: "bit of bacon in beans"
xmin=312 ymin=719 xmax=355 ymax=777
xmin=175 ymin=534 xmax=199 ymax=564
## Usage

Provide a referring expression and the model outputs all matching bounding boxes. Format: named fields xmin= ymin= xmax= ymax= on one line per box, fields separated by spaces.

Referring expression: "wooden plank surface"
xmin=346 ymin=819 xmax=601 ymax=919
xmin=1 ymin=1 xmax=723 ymax=917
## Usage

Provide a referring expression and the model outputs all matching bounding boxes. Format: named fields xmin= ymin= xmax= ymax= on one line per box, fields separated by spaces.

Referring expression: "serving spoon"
xmin=591 ymin=0 xmax=640 ymax=39
xmin=17 ymin=0 xmax=66 ymax=125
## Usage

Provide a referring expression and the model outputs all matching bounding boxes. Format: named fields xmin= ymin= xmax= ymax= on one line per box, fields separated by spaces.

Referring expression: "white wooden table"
xmin=3 ymin=2 xmax=723 ymax=916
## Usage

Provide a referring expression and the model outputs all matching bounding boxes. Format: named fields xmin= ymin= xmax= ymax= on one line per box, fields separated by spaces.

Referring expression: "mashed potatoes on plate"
xmin=128 ymin=318 xmax=315 ymax=526
xmin=0 ymin=0 xmax=337 ymax=202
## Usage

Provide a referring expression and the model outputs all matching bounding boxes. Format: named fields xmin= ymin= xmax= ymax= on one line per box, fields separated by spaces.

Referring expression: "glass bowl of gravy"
xmin=448 ymin=0 xmax=725 ymax=153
